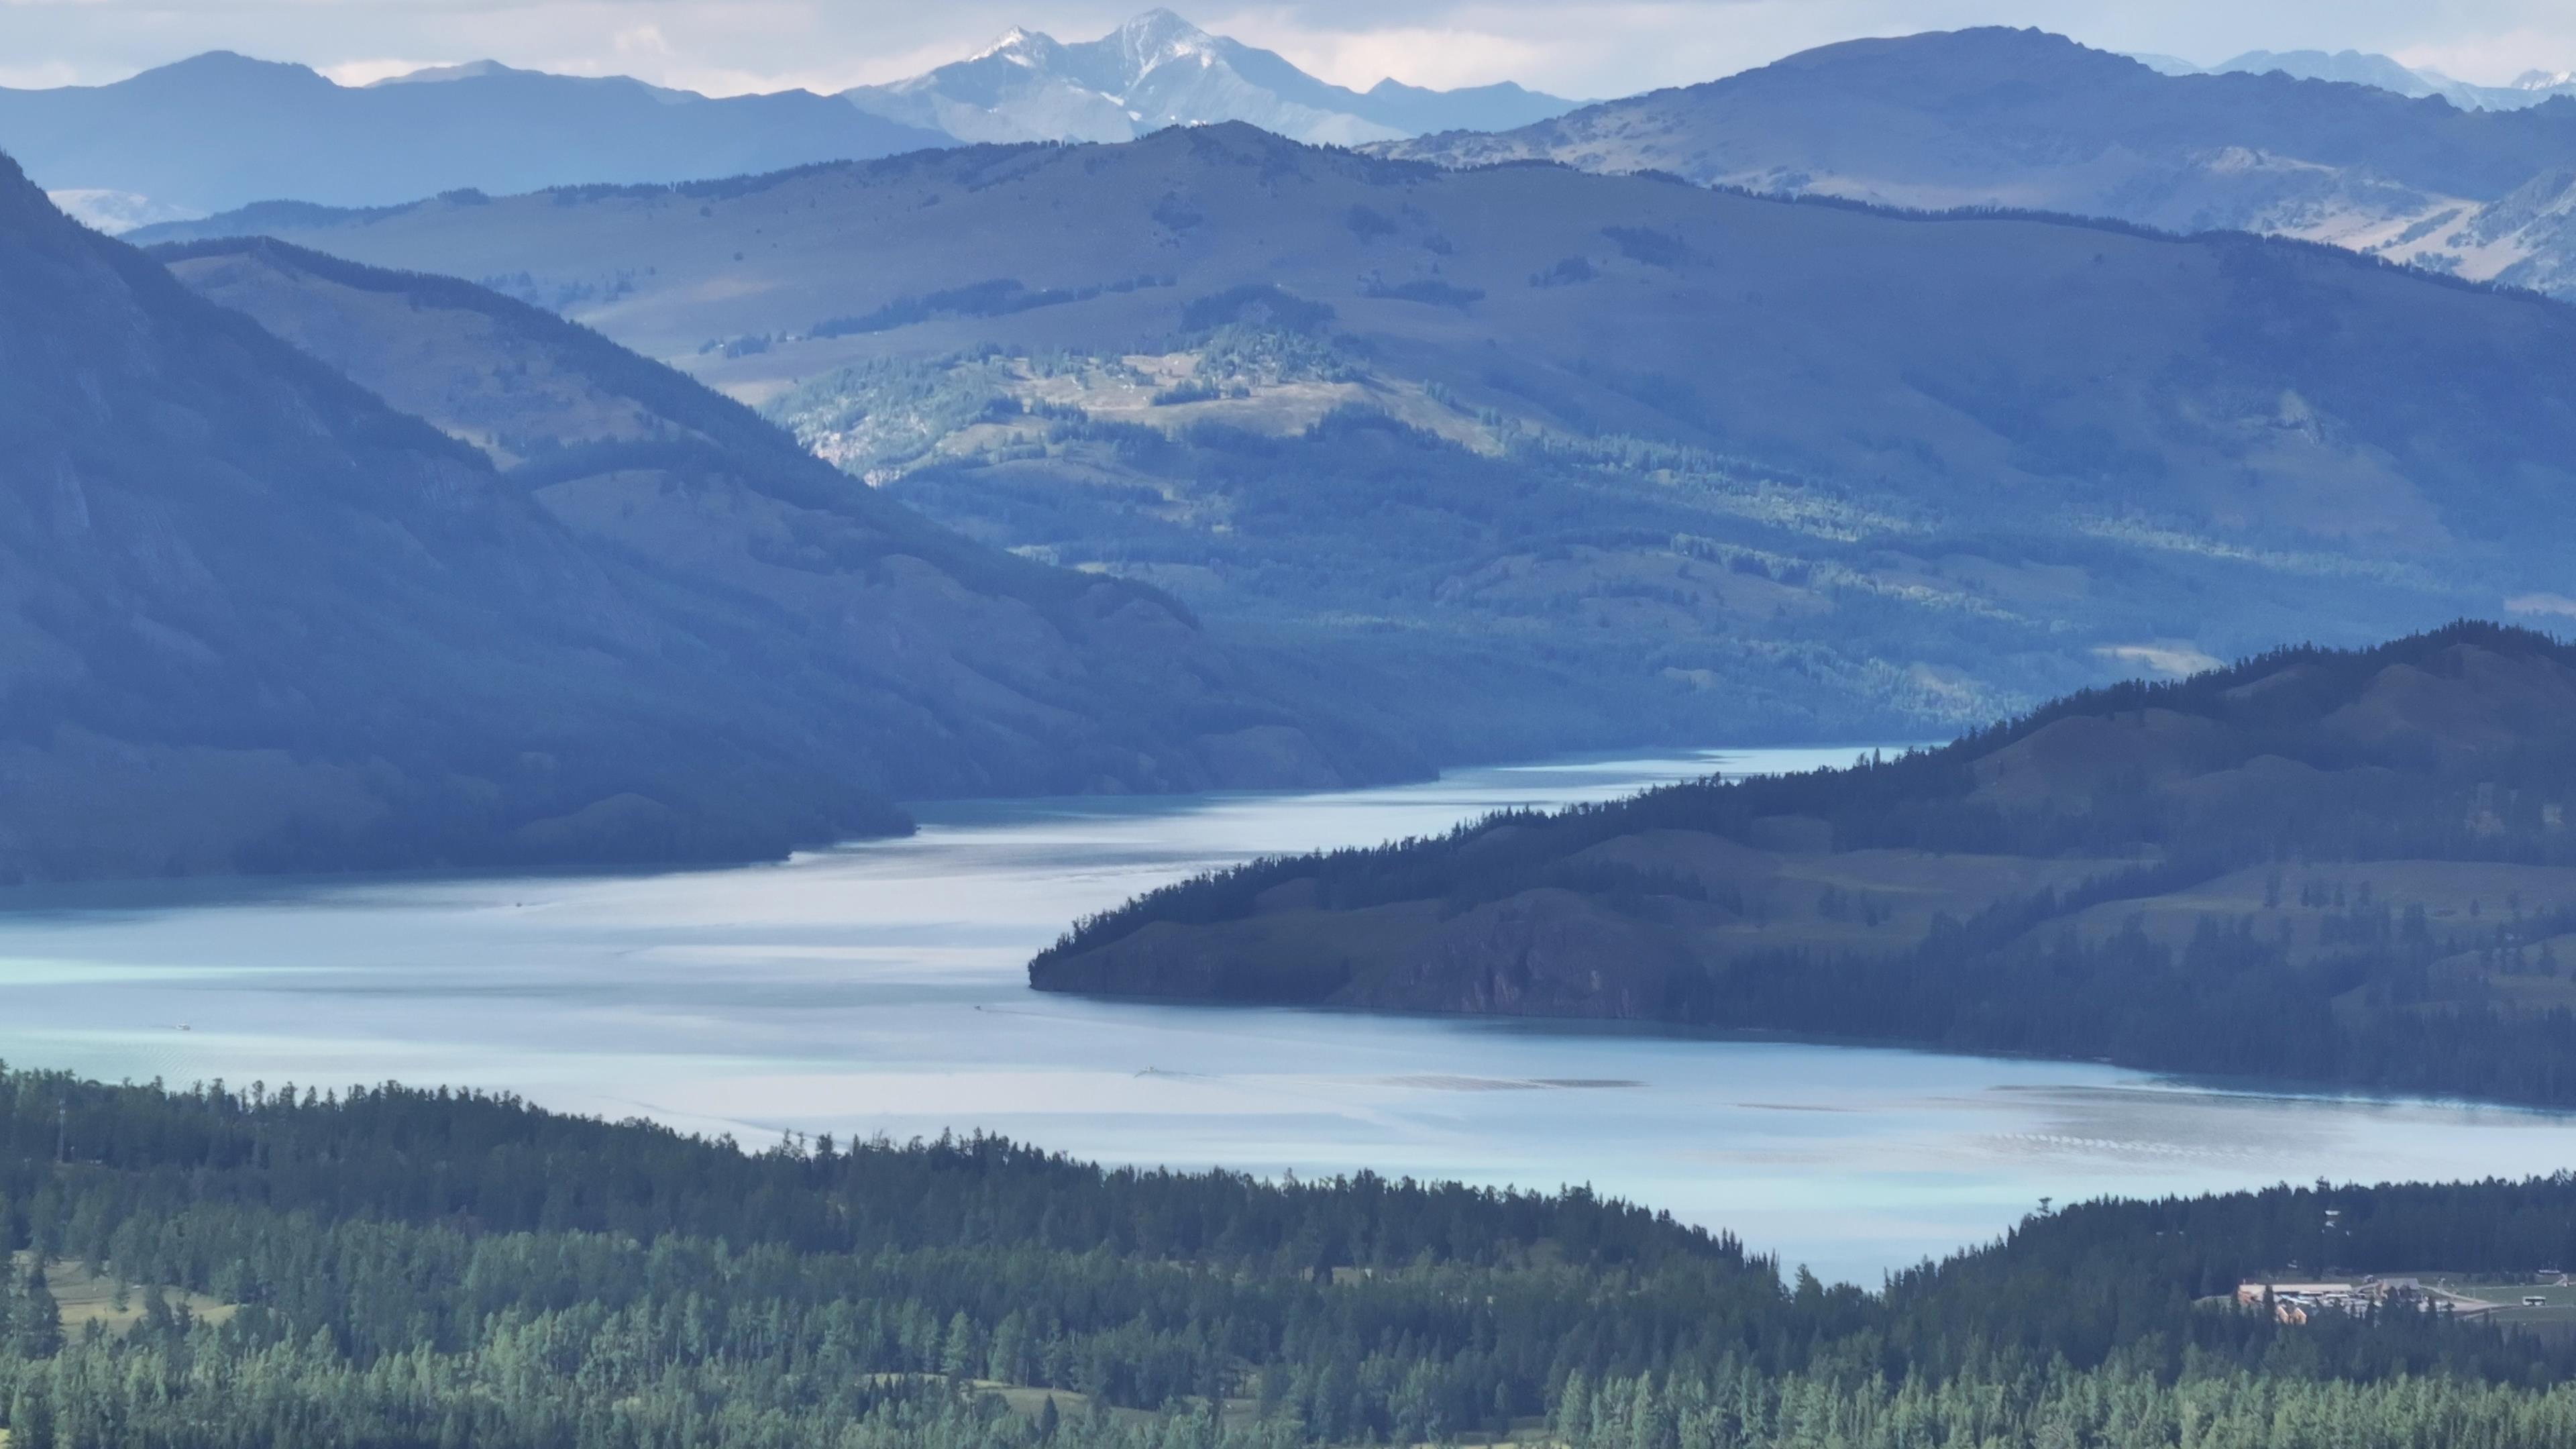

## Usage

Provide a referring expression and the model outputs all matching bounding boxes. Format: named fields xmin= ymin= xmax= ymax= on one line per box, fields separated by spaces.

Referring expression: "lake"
xmin=3 ymin=744 xmax=2573 ymax=1286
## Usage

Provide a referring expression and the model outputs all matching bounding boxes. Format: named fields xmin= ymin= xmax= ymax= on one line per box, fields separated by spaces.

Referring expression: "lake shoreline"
xmin=1 ymin=742 xmax=2572 ymax=1286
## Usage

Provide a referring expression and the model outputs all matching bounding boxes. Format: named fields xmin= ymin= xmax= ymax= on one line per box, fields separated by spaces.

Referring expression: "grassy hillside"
xmin=1379 ymin=27 xmax=2576 ymax=300
xmin=1033 ymin=623 xmax=2576 ymax=1109
xmin=129 ymin=125 xmax=2576 ymax=752
xmin=2 ymin=1066 xmax=2576 ymax=1446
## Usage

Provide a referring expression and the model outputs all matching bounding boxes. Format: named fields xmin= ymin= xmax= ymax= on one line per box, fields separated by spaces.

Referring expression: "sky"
xmin=2 ymin=0 xmax=2573 ymax=100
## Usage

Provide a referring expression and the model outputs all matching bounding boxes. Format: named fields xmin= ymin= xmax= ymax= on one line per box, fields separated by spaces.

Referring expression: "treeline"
xmin=1672 ymin=892 xmax=2576 ymax=1108
xmin=7 ymin=1069 xmax=2576 ymax=1444
xmin=1043 ymin=623 xmax=2576 ymax=967
xmin=1047 ymin=853 xmax=2576 ymax=1107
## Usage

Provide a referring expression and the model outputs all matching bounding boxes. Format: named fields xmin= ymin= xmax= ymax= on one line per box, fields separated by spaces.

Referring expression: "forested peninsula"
xmin=1034 ymin=623 xmax=2576 ymax=1108
xmin=6 ymin=1069 xmax=2576 ymax=1447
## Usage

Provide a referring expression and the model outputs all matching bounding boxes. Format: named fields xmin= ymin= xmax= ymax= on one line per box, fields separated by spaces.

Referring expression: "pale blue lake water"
xmin=1 ymin=745 xmax=2573 ymax=1285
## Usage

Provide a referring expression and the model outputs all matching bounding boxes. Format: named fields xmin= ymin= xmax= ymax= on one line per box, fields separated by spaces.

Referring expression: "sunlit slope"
xmin=1380 ymin=30 xmax=2576 ymax=300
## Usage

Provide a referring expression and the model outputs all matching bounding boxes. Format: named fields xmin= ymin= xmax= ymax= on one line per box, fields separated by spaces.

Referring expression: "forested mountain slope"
xmin=1379 ymin=28 xmax=2576 ymax=300
xmin=154 ymin=235 xmax=1415 ymax=802
xmin=0 ymin=158 xmax=1404 ymax=883
xmin=127 ymin=127 xmax=2576 ymax=752
xmin=1035 ymin=624 xmax=2576 ymax=1109
xmin=3 ymin=1067 xmax=2576 ymax=1446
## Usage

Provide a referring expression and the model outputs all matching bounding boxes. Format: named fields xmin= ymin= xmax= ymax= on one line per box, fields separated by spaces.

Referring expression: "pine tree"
xmin=13 ymin=1260 xmax=60 ymax=1358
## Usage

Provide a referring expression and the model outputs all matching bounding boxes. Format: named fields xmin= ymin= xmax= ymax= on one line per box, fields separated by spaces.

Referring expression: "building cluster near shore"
xmin=2239 ymin=1273 xmax=2571 ymax=1323
xmin=2237 ymin=1279 xmax=2424 ymax=1324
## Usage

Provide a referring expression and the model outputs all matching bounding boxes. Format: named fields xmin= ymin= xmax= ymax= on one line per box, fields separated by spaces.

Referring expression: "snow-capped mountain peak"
xmin=839 ymin=9 xmax=1574 ymax=148
xmin=1112 ymin=9 xmax=1220 ymax=78
xmin=971 ymin=27 xmax=1042 ymax=62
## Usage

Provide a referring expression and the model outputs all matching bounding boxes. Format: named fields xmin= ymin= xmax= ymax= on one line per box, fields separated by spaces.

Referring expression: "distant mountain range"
xmin=2144 ymin=47 xmax=2576 ymax=111
xmin=131 ymin=125 xmax=2576 ymax=757
xmin=1379 ymin=28 xmax=2576 ymax=302
xmin=0 ymin=10 xmax=1571 ymax=229
xmin=0 ymin=52 xmax=945 ymax=224
xmin=842 ymin=9 xmax=1574 ymax=146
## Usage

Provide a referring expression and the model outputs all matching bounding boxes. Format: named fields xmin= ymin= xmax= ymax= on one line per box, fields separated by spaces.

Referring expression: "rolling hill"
xmin=125 ymin=125 xmax=2576 ymax=753
xmin=0 ymin=158 xmax=1411 ymax=882
xmin=0 ymin=50 xmax=947 ymax=223
xmin=1379 ymin=28 xmax=2576 ymax=301
xmin=1030 ymin=623 xmax=2576 ymax=1109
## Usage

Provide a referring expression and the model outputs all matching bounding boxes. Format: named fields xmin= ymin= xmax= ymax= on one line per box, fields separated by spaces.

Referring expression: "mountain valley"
xmin=130 ymin=125 xmax=2576 ymax=755
xmin=15 ymin=5 xmax=2576 ymax=1444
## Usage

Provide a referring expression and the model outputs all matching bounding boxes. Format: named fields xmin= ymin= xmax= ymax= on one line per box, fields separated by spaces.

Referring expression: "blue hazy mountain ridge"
xmin=842 ymin=9 xmax=1575 ymax=146
xmin=0 ymin=157 xmax=1415 ymax=883
xmin=2186 ymin=48 xmax=2576 ymax=111
xmin=0 ymin=50 xmax=949 ymax=218
xmin=125 ymin=124 xmax=2576 ymax=757
xmin=1377 ymin=27 xmax=2576 ymax=300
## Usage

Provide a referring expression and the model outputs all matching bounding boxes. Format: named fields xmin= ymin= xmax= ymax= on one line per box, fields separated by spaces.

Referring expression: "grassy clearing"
xmin=10 ymin=1251 xmax=235 ymax=1334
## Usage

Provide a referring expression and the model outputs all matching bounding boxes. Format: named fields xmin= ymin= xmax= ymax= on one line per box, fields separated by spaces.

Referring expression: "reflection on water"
xmin=0 ymin=743 xmax=2572 ymax=1286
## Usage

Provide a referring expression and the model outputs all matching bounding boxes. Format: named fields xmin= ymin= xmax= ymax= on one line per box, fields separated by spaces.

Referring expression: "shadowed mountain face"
xmin=0 ymin=52 xmax=948 ymax=223
xmin=1379 ymin=28 xmax=2576 ymax=301
xmin=843 ymin=9 xmax=1575 ymax=146
xmin=1030 ymin=623 xmax=2576 ymax=1110
xmin=0 ymin=164 xmax=1413 ymax=882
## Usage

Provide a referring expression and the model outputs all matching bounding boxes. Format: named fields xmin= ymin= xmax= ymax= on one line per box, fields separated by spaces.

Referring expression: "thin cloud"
xmin=318 ymin=56 xmax=454 ymax=85
xmin=4 ymin=0 xmax=2575 ymax=101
